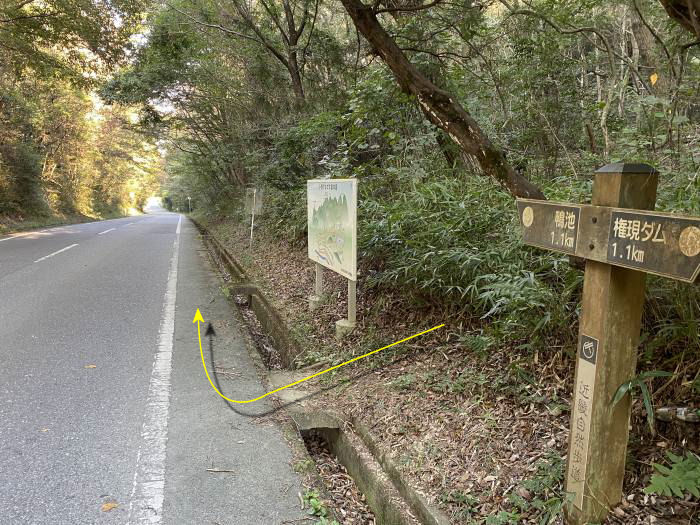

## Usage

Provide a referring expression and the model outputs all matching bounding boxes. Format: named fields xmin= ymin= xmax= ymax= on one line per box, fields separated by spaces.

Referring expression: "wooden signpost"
xmin=516 ymin=163 xmax=699 ymax=524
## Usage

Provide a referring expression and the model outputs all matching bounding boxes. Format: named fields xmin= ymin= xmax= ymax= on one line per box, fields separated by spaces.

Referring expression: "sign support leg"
xmin=348 ymin=278 xmax=356 ymax=324
xmin=336 ymin=278 xmax=357 ymax=339
xmin=565 ymin=165 xmax=658 ymax=523
xmin=308 ymin=263 xmax=324 ymax=311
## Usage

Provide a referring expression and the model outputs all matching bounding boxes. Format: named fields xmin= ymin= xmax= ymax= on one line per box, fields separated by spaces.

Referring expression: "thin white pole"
xmin=249 ymin=189 xmax=256 ymax=249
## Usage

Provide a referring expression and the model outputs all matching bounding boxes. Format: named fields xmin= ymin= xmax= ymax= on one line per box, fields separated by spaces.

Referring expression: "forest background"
xmin=105 ymin=0 xmax=699 ymax=402
xmin=0 ymin=0 xmax=162 ymax=233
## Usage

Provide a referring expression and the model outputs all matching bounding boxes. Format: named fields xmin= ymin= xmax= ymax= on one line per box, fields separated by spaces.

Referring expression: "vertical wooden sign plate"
xmin=567 ymin=334 xmax=598 ymax=510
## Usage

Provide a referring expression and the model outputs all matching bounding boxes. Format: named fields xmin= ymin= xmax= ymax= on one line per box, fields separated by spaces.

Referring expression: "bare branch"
xmin=258 ymin=0 xmax=291 ymax=45
xmin=374 ymin=0 xmax=443 ymax=15
xmin=0 ymin=12 xmax=58 ymax=24
xmin=299 ymin=0 xmax=319 ymax=72
xmin=166 ymin=3 xmax=262 ymax=45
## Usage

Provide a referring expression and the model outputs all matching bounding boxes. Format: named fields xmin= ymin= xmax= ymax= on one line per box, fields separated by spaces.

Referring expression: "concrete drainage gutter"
xmin=191 ymin=218 xmax=299 ymax=368
xmin=350 ymin=419 xmax=450 ymax=525
xmin=191 ymin=216 xmax=451 ymax=525
xmin=292 ymin=409 xmax=451 ymax=525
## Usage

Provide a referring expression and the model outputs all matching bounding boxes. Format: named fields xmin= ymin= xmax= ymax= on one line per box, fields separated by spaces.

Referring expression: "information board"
xmin=307 ymin=179 xmax=357 ymax=281
xmin=244 ymin=188 xmax=264 ymax=215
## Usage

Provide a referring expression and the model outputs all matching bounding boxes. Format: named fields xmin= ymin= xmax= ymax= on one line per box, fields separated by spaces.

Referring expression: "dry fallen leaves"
xmin=84 ymin=364 xmax=97 ymax=369
xmin=100 ymin=502 xmax=118 ymax=512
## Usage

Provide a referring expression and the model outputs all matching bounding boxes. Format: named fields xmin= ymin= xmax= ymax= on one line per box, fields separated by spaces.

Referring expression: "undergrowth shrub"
xmin=358 ymin=175 xmax=584 ymax=347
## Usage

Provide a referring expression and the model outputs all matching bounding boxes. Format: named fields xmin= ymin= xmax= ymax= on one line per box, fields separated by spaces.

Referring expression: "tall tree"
xmin=338 ymin=0 xmax=545 ymax=199
xmin=171 ymin=0 xmax=317 ymax=102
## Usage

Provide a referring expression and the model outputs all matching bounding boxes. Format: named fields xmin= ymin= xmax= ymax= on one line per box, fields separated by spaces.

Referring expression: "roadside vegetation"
xmin=0 ymin=0 xmax=163 ymax=234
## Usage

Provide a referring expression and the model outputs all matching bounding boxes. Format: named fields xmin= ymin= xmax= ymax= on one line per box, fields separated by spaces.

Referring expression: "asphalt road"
xmin=0 ymin=212 xmax=305 ymax=524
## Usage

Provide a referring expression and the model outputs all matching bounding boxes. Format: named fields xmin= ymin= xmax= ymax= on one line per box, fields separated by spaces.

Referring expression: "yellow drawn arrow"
xmin=193 ymin=308 xmax=444 ymax=404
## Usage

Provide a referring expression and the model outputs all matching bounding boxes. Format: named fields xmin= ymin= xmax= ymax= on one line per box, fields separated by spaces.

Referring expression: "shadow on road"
xmin=207 ymin=333 xmax=423 ymax=419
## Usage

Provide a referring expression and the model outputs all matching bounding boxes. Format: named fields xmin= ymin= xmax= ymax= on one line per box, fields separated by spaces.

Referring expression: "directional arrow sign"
xmin=517 ymin=199 xmax=700 ymax=283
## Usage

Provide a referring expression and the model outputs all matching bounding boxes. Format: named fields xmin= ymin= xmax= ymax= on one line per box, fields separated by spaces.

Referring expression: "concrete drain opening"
xmin=300 ymin=427 xmax=421 ymax=525
xmin=303 ymin=429 xmax=376 ymax=524
xmin=233 ymin=292 xmax=284 ymax=369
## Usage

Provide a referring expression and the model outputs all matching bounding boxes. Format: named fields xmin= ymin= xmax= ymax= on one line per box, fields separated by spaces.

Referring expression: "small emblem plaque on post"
xmin=579 ymin=335 xmax=598 ymax=365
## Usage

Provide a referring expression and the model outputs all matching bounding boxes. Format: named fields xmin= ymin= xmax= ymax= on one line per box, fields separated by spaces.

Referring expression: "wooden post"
xmin=565 ymin=163 xmax=658 ymax=523
xmin=308 ymin=262 xmax=324 ymax=311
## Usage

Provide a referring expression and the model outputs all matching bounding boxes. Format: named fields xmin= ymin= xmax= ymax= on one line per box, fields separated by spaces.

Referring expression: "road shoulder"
xmin=163 ymin=217 xmax=306 ymax=525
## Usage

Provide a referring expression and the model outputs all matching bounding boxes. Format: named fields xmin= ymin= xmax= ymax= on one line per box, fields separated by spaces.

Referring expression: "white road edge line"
xmin=33 ymin=243 xmax=79 ymax=263
xmin=0 ymin=232 xmax=31 ymax=243
xmin=128 ymin=215 xmax=182 ymax=524
xmin=97 ymin=228 xmax=117 ymax=235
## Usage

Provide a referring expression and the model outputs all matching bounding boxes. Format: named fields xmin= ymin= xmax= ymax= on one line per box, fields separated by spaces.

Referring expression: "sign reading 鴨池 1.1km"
xmin=307 ymin=179 xmax=358 ymax=281
xmin=517 ymin=199 xmax=700 ymax=283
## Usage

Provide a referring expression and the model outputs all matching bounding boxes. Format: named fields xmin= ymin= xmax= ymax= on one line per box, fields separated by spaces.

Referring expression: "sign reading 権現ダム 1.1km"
xmin=607 ymin=210 xmax=700 ymax=280
xmin=517 ymin=199 xmax=700 ymax=283
xmin=307 ymin=179 xmax=357 ymax=281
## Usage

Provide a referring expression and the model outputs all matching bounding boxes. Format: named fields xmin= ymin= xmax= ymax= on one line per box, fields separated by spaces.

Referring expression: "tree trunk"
xmin=283 ymin=0 xmax=307 ymax=102
xmin=435 ymin=132 xmax=462 ymax=170
xmin=339 ymin=0 xmax=545 ymax=200
xmin=287 ymin=51 xmax=305 ymax=101
xmin=659 ymin=0 xmax=700 ymax=38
